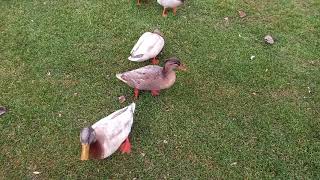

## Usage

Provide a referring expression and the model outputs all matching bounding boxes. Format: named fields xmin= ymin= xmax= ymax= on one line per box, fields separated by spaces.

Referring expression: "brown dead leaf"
xmin=264 ymin=35 xmax=275 ymax=44
xmin=231 ymin=162 xmax=237 ymax=166
xmin=238 ymin=10 xmax=247 ymax=18
xmin=118 ymin=95 xmax=126 ymax=104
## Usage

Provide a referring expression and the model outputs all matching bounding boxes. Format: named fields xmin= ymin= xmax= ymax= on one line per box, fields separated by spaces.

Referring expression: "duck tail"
xmin=116 ymin=73 xmax=127 ymax=83
xmin=129 ymin=102 xmax=136 ymax=113
xmin=127 ymin=56 xmax=135 ymax=61
xmin=128 ymin=54 xmax=144 ymax=62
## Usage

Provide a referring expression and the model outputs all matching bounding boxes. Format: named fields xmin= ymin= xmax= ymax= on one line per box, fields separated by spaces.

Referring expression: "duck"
xmin=116 ymin=57 xmax=186 ymax=99
xmin=157 ymin=0 xmax=185 ymax=17
xmin=80 ymin=103 xmax=136 ymax=160
xmin=128 ymin=29 xmax=165 ymax=65
xmin=132 ymin=0 xmax=141 ymax=5
xmin=0 ymin=106 xmax=6 ymax=116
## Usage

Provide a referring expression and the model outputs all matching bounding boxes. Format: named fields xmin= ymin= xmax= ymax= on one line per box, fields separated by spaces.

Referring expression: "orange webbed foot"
xmin=134 ymin=88 xmax=139 ymax=100
xmin=151 ymin=90 xmax=160 ymax=96
xmin=151 ymin=57 xmax=159 ymax=65
xmin=173 ymin=7 xmax=177 ymax=16
xmin=119 ymin=138 xmax=131 ymax=154
xmin=162 ymin=8 xmax=168 ymax=17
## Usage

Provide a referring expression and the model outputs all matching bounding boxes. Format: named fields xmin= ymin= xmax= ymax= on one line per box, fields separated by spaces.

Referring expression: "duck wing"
xmin=129 ymin=32 xmax=164 ymax=61
xmin=117 ymin=65 xmax=164 ymax=90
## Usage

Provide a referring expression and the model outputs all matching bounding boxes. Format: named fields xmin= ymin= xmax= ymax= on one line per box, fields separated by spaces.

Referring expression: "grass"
xmin=0 ymin=0 xmax=319 ymax=178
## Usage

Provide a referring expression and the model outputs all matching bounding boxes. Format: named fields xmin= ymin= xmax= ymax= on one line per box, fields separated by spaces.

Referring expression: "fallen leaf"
xmin=252 ymin=92 xmax=257 ymax=96
xmin=231 ymin=162 xmax=237 ymax=166
xmin=0 ymin=106 xmax=7 ymax=116
xmin=264 ymin=35 xmax=274 ymax=44
xmin=141 ymin=152 xmax=145 ymax=157
xmin=118 ymin=95 xmax=126 ymax=104
xmin=47 ymin=72 xmax=51 ymax=76
xmin=250 ymin=55 xmax=255 ymax=60
xmin=163 ymin=140 xmax=168 ymax=144
xmin=224 ymin=17 xmax=229 ymax=21
xmin=33 ymin=171 xmax=40 ymax=175
xmin=238 ymin=10 xmax=246 ymax=18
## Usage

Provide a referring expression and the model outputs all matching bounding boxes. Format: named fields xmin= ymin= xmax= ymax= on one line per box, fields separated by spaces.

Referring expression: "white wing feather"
xmin=130 ymin=32 xmax=153 ymax=54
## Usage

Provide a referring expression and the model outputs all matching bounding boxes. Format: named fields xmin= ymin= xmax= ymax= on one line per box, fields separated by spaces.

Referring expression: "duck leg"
xmin=119 ymin=137 xmax=131 ymax=154
xmin=162 ymin=7 xmax=168 ymax=17
xmin=151 ymin=90 xmax=160 ymax=96
xmin=173 ymin=7 xmax=177 ymax=16
xmin=134 ymin=88 xmax=139 ymax=100
xmin=151 ymin=57 xmax=159 ymax=65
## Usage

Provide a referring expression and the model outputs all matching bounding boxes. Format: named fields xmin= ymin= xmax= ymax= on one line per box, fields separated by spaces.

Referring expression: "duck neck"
xmin=162 ymin=66 xmax=172 ymax=77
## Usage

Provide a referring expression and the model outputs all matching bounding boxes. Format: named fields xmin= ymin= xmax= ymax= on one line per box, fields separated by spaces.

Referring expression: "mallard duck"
xmin=116 ymin=57 xmax=186 ymax=98
xmin=128 ymin=29 xmax=164 ymax=65
xmin=80 ymin=103 xmax=136 ymax=160
xmin=157 ymin=0 xmax=185 ymax=17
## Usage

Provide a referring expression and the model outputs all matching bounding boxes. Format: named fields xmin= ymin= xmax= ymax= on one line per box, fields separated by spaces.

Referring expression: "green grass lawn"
xmin=1 ymin=0 xmax=320 ymax=178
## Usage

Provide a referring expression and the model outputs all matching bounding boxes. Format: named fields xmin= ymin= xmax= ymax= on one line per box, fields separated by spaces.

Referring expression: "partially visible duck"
xmin=128 ymin=29 xmax=164 ymax=65
xmin=129 ymin=0 xmax=142 ymax=5
xmin=0 ymin=106 xmax=6 ymax=116
xmin=80 ymin=103 xmax=136 ymax=160
xmin=116 ymin=57 xmax=186 ymax=98
xmin=157 ymin=0 xmax=185 ymax=17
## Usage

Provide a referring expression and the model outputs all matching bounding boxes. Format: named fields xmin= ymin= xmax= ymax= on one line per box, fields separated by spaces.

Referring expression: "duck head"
xmin=80 ymin=127 xmax=96 ymax=160
xmin=163 ymin=57 xmax=187 ymax=73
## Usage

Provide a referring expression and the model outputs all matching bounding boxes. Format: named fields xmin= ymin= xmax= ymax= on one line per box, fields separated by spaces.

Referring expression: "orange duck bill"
xmin=81 ymin=144 xmax=90 ymax=161
xmin=177 ymin=63 xmax=187 ymax=71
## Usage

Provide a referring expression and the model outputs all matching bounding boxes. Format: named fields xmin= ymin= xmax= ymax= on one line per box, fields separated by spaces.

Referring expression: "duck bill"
xmin=80 ymin=144 xmax=90 ymax=161
xmin=177 ymin=63 xmax=187 ymax=71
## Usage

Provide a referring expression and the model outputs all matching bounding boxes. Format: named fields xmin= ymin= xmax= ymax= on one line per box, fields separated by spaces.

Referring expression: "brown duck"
xmin=116 ymin=57 xmax=186 ymax=98
xmin=130 ymin=0 xmax=142 ymax=6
